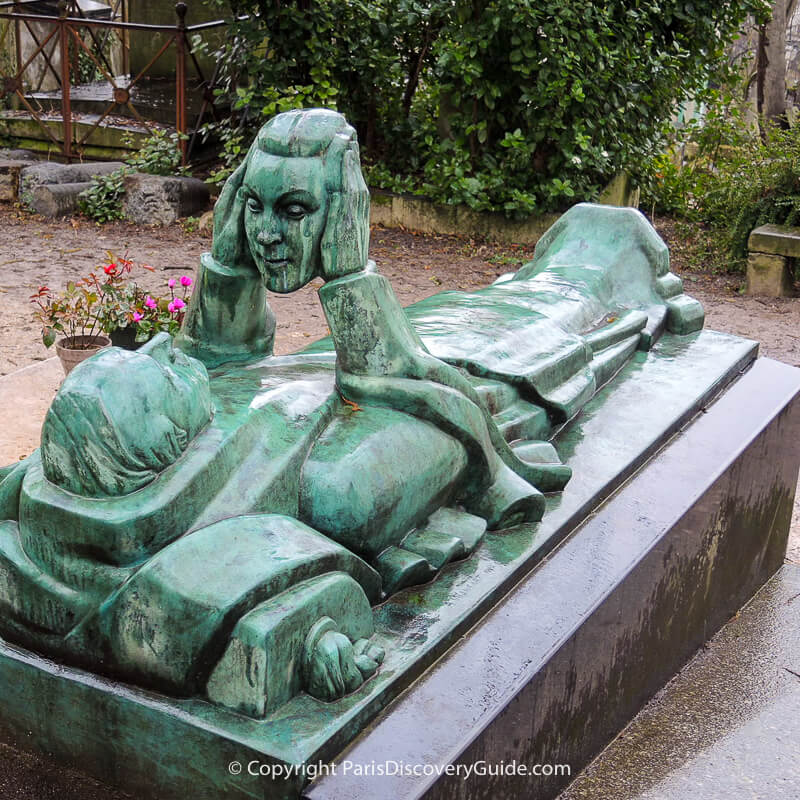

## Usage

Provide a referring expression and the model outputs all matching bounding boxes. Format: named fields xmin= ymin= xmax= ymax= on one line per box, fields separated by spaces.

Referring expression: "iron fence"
xmin=0 ymin=0 xmax=227 ymax=163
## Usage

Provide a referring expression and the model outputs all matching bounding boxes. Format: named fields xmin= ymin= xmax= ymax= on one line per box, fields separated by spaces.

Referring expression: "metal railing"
xmin=0 ymin=0 xmax=227 ymax=163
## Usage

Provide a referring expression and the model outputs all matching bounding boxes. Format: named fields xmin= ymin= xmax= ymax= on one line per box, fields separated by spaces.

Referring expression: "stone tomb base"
xmin=307 ymin=355 xmax=800 ymax=800
xmin=0 ymin=337 xmax=799 ymax=800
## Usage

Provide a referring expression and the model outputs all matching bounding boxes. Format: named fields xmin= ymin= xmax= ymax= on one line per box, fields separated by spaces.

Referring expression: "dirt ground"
xmin=0 ymin=208 xmax=541 ymax=374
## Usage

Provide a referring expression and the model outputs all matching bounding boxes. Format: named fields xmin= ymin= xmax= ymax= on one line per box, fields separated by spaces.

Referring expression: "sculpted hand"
xmin=211 ymin=157 xmax=256 ymax=271
xmin=303 ymin=618 xmax=384 ymax=701
xmin=306 ymin=630 xmax=364 ymax=701
xmin=320 ymin=148 xmax=370 ymax=281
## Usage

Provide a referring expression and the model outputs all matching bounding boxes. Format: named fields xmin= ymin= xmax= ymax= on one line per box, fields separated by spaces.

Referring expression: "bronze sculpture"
xmin=0 ymin=109 xmax=706 ymax=717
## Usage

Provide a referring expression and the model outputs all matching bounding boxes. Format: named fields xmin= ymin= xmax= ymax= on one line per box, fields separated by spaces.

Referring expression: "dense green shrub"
xmin=204 ymin=0 xmax=769 ymax=215
xmin=78 ymin=168 xmax=127 ymax=223
xmin=703 ymin=123 xmax=800 ymax=268
xmin=641 ymin=86 xmax=753 ymax=218
xmin=126 ymin=129 xmax=188 ymax=177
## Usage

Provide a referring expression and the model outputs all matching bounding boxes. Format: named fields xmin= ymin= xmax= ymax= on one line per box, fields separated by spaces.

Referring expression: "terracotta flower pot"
xmin=55 ymin=334 xmax=111 ymax=376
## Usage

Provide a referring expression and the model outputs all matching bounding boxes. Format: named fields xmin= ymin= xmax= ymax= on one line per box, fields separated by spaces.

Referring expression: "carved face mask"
xmin=242 ymin=150 xmax=329 ymax=293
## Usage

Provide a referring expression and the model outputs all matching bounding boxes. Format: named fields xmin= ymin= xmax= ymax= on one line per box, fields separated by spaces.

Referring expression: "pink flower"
xmin=172 ymin=297 xmax=186 ymax=310
xmin=180 ymin=275 xmax=192 ymax=287
xmin=132 ymin=311 xmax=143 ymax=322
xmin=168 ymin=278 xmax=176 ymax=288
xmin=145 ymin=296 xmax=157 ymax=309
xmin=168 ymin=301 xmax=176 ymax=313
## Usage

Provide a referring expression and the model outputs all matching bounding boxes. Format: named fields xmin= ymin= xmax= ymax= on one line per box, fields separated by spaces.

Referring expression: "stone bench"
xmin=746 ymin=223 xmax=800 ymax=296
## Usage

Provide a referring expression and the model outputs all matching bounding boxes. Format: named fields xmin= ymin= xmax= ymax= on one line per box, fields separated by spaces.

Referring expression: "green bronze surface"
xmin=0 ymin=109 xmax=729 ymax=793
xmin=0 ymin=328 xmax=758 ymax=800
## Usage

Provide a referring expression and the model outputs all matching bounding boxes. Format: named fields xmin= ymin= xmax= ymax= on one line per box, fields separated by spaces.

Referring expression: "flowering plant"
xmin=30 ymin=255 xmax=144 ymax=349
xmin=127 ymin=274 xmax=193 ymax=342
xmin=31 ymin=255 xmax=193 ymax=348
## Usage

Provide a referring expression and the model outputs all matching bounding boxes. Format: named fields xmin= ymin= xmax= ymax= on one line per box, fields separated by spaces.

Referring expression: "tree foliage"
xmin=204 ymin=0 xmax=770 ymax=214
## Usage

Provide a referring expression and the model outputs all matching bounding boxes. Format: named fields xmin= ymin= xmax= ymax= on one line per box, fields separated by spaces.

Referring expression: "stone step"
xmin=19 ymin=160 xmax=126 ymax=208
xmin=30 ymin=182 xmax=92 ymax=217
xmin=746 ymin=224 xmax=799 ymax=297
xmin=0 ymin=157 xmax=37 ymax=202
xmin=122 ymin=174 xmax=211 ymax=226
xmin=748 ymin=222 xmax=800 ymax=258
xmin=26 ymin=76 xmax=213 ymax=127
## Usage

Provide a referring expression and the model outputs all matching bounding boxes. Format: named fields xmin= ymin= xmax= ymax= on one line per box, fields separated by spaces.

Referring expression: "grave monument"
xmin=0 ymin=109 xmax=798 ymax=799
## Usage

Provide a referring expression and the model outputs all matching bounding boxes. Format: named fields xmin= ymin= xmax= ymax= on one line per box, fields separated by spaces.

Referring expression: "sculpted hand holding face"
xmin=177 ymin=109 xmax=371 ymax=366
xmin=222 ymin=109 xmax=370 ymax=289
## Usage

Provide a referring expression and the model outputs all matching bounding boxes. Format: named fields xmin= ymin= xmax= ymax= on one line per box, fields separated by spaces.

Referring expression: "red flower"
xmin=104 ymin=263 xmax=117 ymax=275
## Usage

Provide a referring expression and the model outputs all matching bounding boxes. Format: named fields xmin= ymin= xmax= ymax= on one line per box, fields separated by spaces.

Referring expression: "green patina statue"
xmin=0 ymin=109 xmax=704 ymax=718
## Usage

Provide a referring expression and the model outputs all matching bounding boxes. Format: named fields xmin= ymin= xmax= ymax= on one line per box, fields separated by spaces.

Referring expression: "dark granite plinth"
xmin=0 ymin=342 xmax=798 ymax=800
xmin=559 ymin=563 xmax=800 ymax=800
xmin=304 ymin=356 xmax=800 ymax=800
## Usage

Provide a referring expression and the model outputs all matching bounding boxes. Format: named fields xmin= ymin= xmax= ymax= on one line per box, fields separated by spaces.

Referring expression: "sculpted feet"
xmin=466 ymin=461 xmax=545 ymax=529
xmin=303 ymin=617 xmax=385 ymax=702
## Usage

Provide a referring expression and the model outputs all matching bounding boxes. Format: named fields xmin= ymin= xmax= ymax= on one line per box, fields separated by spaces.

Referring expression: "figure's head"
xmin=238 ymin=109 xmax=370 ymax=293
xmin=41 ymin=335 xmax=212 ymax=498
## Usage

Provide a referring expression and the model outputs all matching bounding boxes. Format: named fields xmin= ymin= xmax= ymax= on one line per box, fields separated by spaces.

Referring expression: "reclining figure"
xmin=0 ymin=109 xmax=704 ymax=717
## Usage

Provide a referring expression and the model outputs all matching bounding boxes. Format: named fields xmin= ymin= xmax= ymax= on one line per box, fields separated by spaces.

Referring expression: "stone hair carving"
xmin=40 ymin=335 xmax=212 ymax=497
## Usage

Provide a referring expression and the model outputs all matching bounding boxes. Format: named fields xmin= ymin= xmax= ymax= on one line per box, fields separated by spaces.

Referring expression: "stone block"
xmin=206 ymin=572 xmax=375 ymax=718
xmin=0 ymin=149 xmax=40 ymax=161
xmin=746 ymin=251 xmax=794 ymax=297
xmin=19 ymin=161 xmax=125 ymax=207
xmin=29 ymin=182 xmax=92 ymax=217
xmin=0 ymin=160 xmax=31 ymax=202
xmin=368 ymin=190 xmax=560 ymax=244
xmin=122 ymin=173 xmax=211 ymax=226
xmin=197 ymin=209 xmax=214 ymax=232
xmin=596 ymin=171 xmax=641 ymax=207
xmin=748 ymin=223 xmax=800 ymax=258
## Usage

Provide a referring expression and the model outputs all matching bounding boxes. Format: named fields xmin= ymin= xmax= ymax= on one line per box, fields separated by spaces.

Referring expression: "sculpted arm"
xmin=175 ymin=154 xmax=276 ymax=368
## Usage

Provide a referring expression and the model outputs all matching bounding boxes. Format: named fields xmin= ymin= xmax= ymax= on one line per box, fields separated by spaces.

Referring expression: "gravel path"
xmin=0 ymin=209 xmax=532 ymax=375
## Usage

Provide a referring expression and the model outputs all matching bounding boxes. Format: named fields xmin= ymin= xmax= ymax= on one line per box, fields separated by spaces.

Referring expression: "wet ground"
xmin=559 ymin=564 xmax=800 ymax=800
